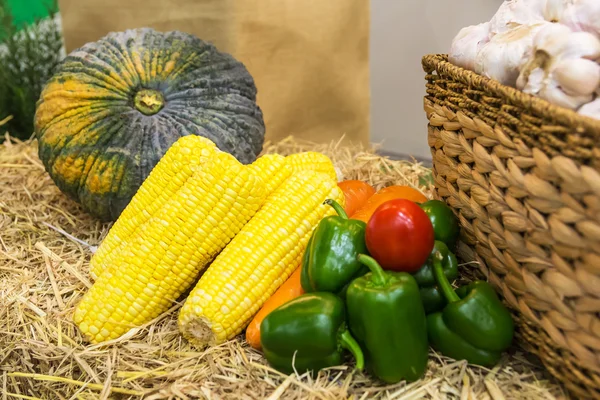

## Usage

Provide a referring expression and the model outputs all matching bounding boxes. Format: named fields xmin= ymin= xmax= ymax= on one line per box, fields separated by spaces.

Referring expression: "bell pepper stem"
xmin=339 ymin=329 xmax=365 ymax=371
xmin=324 ymin=198 xmax=348 ymax=219
xmin=432 ymin=251 xmax=460 ymax=303
xmin=357 ymin=254 xmax=387 ymax=286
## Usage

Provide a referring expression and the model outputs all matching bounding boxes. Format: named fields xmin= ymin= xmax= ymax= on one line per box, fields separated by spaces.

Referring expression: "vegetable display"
xmin=448 ymin=0 xmax=600 ymax=119
xmin=34 ymin=28 xmax=266 ymax=221
xmin=68 ymin=132 xmax=515 ymax=385
xmin=30 ymin=24 xmax=522 ymax=390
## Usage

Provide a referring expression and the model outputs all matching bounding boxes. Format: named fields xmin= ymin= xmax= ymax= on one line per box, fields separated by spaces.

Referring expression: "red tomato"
xmin=365 ymin=199 xmax=435 ymax=272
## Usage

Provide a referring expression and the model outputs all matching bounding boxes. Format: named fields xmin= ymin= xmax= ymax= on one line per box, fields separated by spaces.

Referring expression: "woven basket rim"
xmin=422 ymin=53 xmax=600 ymax=139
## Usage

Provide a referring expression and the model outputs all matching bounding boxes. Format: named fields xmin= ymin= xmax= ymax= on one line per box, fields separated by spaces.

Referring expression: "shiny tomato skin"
xmin=365 ymin=199 xmax=435 ymax=272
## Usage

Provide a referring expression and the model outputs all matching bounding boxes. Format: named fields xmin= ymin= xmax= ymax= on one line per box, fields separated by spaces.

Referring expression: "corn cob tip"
xmin=179 ymin=316 xmax=217 ymax=347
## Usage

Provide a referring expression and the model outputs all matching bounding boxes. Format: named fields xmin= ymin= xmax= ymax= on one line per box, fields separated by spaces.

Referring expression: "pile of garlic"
xmin=449 ymin=0 xmax=600 ymax=120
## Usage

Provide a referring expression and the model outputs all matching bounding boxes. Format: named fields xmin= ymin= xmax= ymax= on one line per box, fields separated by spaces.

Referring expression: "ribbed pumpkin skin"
xmin=34 ymin=28 xmax=265 ymax=221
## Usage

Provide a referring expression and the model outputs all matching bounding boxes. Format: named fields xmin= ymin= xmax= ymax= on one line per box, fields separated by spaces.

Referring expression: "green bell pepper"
xmin=427 ymin=252 xmax=515 ymax=367
xmin=412 ymin=241 xmax=458 ymax=314
xmin=301 ymin=199 xmax=369 ymax=294
xmin=260 ymin=292 xmax=364 ymax=375
xmin=346 ymin=254 xmax=429 ymax=383
xmin=300 ymin=234 xmax=314 ymax=292
xmin=419 ymin=199 xmax=459 ymax=249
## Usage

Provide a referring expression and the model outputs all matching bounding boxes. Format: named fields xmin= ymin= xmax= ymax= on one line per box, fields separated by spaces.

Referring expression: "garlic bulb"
xmin=578 ymin=98 xmax=600 ymax=120
xmin=449 ymin=22 xmax=491 ymax=71
xmin=561 ymin=0 xmax=600 ymax=37
xmin=516 ymin=22 xmax=600 ymax=109
xmin=554 ymin=58 xmax=600 ymax=95
xmin=474 ymin=22 xmax=550 ymax=87
xmin=489 ymin=0 xmax=573 ymax=35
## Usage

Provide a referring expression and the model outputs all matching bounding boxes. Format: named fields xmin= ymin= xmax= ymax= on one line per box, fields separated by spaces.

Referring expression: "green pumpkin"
xmin=34 ymin=28 xmax=265 ymax=221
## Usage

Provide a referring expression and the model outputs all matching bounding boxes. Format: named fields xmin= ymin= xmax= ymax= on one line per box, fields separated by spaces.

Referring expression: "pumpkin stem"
xmin=134 ymin=89 xmax=165 ymax=115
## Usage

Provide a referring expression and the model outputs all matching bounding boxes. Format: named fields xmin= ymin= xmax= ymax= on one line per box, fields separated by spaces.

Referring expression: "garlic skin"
xmin=578 ymin=98 xmax=600 ymax=120
xmin=561 ymin=0 xmax=600 ymax=37
xmin=489 ymin=0 xmax=573 ymax=35
xmin=474 ymin=22 xmax=550 ymax=87
xmin=449 ymin=22 xmax=491 ymax=71
xmin=489 ymin=0 xmax=544 ymax=34
xmin=516 ymin=22 xmax=600 ymax=109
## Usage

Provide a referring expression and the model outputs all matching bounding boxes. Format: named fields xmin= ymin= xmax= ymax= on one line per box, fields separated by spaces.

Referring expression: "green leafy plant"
xmin=0 ymin=0 xmax=63 ymax=140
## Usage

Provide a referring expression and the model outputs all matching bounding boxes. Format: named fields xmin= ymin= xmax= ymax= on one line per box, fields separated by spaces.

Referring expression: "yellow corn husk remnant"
xmin=285 ymin=151 xmax=339 ymax=181
xmin=89 ymin=135 xmax=217 ymax=280
xmin=73 ymin=143 xmax=267 ymax=344
xmin=177 ymin=170 xmax=345 ymax=348
xmin=248 ymin=154 xmax=293 ymax=196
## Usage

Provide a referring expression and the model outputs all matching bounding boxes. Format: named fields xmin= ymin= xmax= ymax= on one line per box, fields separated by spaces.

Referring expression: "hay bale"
xmin=0 ymin=134 xmax=568 ymax=399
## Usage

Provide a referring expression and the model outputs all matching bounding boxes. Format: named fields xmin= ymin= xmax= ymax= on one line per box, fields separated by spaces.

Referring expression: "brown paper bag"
xmin=57 ymin=0 xmax=371 ymax=146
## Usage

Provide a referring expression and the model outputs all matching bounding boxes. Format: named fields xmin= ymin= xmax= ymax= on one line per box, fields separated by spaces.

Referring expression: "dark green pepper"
xmin=301 ymin=199 xmax=369 ymax=294
xmin=427 ymin=252 xmax=515 ymax=367
xmin=346 ymin=254 xmax=429 ymax=383
xmin=300 ymin=234 xmax=314 ymax=292
xmin=427 ymin=312 xmax=502 ymax=366
xmin=260 ymin=292 xmax=364 ymax=375
xmin=412 ymin=240 xmax=458 ymax=314
xmin=419 ymin=199 xmax=459 ymax=249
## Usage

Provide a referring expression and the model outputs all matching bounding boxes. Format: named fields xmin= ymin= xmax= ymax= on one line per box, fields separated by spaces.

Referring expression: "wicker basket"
xmin=421 ymin=54 xmax=600 ymax=399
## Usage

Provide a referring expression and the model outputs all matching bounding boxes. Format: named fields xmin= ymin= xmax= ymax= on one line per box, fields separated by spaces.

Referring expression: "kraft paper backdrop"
xmin=57 ymin=0 xmax=371 ymax=146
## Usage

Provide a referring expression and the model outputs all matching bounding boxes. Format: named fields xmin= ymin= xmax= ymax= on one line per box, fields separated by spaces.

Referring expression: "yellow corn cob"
xmin=285 ymin=151 xmax=339 ymax=181
xmin=248 ymin=154 xmax=293 ymax=196
xmin=177 ymin=170 xmax=345 ymax=348
xmin=73 ymin=148 xmax=267 ymax=344
xmin=90 ymin=135 xmax=217 ymax=280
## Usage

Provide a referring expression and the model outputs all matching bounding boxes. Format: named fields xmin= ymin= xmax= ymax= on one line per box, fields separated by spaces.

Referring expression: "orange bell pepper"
xmin=351 ymin=185 xmax=428 ymax=223
xmin=337 ymin=180 xmax=376 ymax=216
